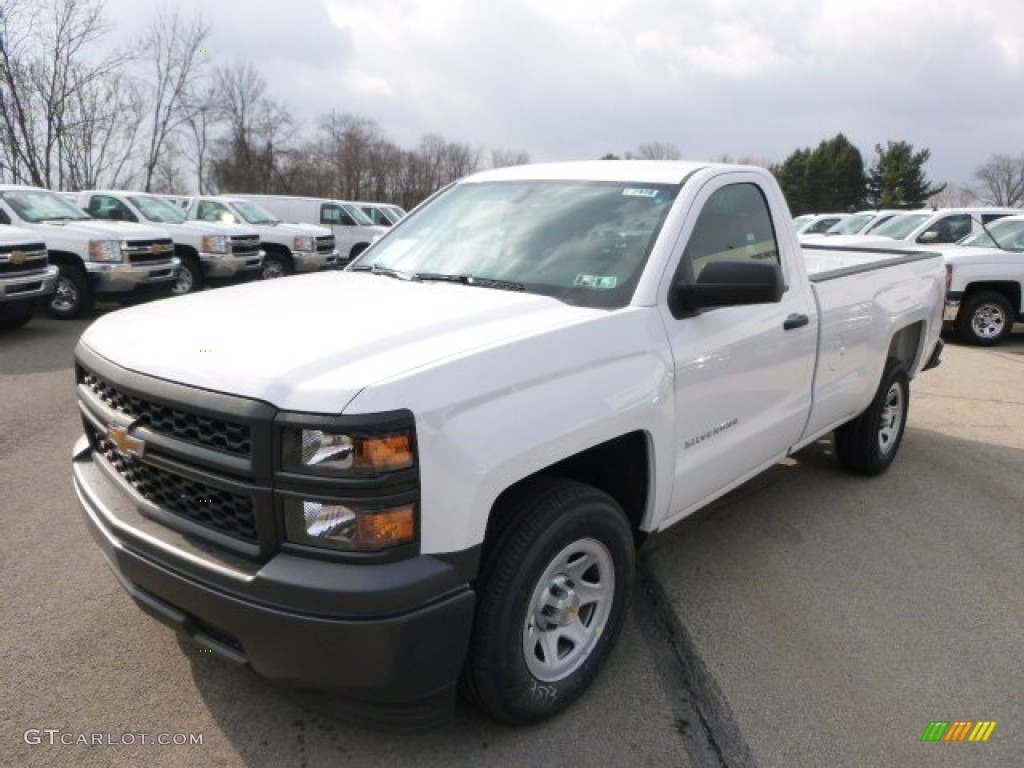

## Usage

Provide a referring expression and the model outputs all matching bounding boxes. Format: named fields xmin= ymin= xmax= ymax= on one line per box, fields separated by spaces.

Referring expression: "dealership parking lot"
xmin=2 ymin=308 xmax=1021 ymax=768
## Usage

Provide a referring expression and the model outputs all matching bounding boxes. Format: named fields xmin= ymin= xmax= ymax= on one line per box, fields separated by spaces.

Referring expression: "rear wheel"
xmin=834 ymin=359 xmax=909 ymax=476
xmin=49 ymin=264 xmax=92 ymax=318
xmin=462 ymin=478 xmax=634 ymax=724
xmin=956 ymin=291 xmax=1013 ymax=346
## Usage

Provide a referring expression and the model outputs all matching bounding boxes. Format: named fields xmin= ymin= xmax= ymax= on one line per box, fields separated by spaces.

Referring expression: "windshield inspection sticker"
xmin=574 ymin=274 xmax=618 ymax=290
xmin=622 ymin=188 xmax=659 ymax=198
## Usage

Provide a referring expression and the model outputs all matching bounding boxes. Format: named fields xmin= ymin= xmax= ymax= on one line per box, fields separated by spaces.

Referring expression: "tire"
xmin=955 ymin=291 xmax=1014 ymax=346
xmin=462 ymin=478 xmax=634 ymax=724
xmin=0 ymin=307 xmax=34 ymax=330
xmin=172 ymin=255 xmax=203 ymax=295
xmin=834 ymin=359 xmax=909 ymax=476
xmin=259 ymin=252 xmax=292 ymax=280
xmin=49 ymin=264 xmax=92 ymax=319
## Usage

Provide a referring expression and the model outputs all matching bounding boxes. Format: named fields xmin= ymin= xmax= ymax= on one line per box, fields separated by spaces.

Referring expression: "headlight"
xmin=293 ymin=236 xmax=315 ymax=252
xmin=88 ymin=240 xmax=122 ymax=263
xmin=202 ymin=234 xmax=228 ymax=253
xmin=284 ymin=428 xmax=414 ymax=475
xmin=284 ymin=499 xmax=415 ymax=551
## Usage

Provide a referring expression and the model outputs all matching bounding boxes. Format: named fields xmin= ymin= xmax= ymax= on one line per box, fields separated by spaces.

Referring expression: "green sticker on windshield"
xmin=622 ymin=188 xmax=659 ymax=198
xmin=574 ymin=274 xmax=618 ymax=290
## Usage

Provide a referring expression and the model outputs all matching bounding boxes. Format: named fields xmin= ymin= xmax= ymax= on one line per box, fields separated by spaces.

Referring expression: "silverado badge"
xmin=107 ymin=425 xmax=145 ymax=458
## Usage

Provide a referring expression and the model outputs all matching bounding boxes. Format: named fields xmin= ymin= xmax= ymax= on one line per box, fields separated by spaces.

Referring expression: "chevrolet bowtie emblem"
xmin=107 ymin=425 xmax=145 ymax=458
xmin=10 ymin=250 xmax=27 ymax=264
xmin=152 ymin=243 xmax=166 ymax=254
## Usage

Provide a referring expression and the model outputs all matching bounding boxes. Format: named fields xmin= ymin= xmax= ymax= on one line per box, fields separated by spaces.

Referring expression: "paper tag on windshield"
xmin=622 ymin=188 xmax=659 ymax=198
xmin=574 ymin=274 xmax=618 ymax=289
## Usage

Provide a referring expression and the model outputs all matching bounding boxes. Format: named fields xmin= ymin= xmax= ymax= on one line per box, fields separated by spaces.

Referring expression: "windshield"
xmin=870 ymin=213 xmax=930 ymax=239
xmin=231 ymin=200 xmax=279 ymax=225
xmin=342 ymin=204 xmax=374 ymax=226
xmin=827 ymin=213 xmax=875 ymax=235
xmin=351 ymin=179 xmax=680 ymax=309
xmin=958 ymin=218 xmax=1024 ymax=252
xmin=803 ymin=216 xmax=843 ymax=234
xmin=128 ymin=195 xmax=186 ymax=224
xmin=0 ymin=189 xmax=91 ymax=222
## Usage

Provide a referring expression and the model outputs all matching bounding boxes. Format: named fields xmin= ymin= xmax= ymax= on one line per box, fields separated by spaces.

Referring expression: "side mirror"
xmin=669 ymin=260 xmax=783 ymax=316
xmin=917 ymin=231 xmax=940 ymax=243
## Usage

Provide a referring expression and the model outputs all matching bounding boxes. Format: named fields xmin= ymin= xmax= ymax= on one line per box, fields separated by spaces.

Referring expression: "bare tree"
xmin=209 ymin=62 xmax=294 ymax=193
xmin=490 ymin=148 xmax=530 ymax=169
xmin=632 ymin=141 xmax=681 ymax=161
xmin=0 ymin=0 xmax=127 ymax=187
xmin=972 ymin=153 xmax=1024 ymax=207
xmin=139 ymin=7 xmax=210 ymax=191
xmin=181 ymin=82 xmax=220 ymax=193
xmin=928 ymin=183 xmax=978 ymax=208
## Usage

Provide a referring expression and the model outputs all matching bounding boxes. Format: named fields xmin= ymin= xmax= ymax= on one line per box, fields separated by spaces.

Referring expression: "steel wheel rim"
xmin=172 ymin=267 xmax=194 ymax=295
xmin=52 ymin=275 xmax=77 ymax=312
xmin=262 ymin=261 xmax=284 ymax=279
xmin=523 ymin=538 xmax=615 ymax=682
xmin=878 ymin=382 xmax=904 ymax=455
xmin=971 ymin=303 xmax=1006 ymax=339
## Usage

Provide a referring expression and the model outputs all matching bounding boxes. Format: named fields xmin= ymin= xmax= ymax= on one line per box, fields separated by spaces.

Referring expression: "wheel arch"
xmin=962 ymin=281 xmax=1021 ymax=314
xmin=46 ymin=249 xmax=86 ymax=268
xmin=479 ymin=431 xmax=652 ymax=571
xmin=886 ymin=321 xmax=924 ymax=375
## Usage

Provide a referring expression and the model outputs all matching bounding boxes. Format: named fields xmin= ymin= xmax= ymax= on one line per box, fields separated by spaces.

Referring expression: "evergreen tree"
xmin=866 ymin=141 xmax=946 ymax=208
xmin=771 ymin=148 xmax=812 ymax=214
xmin=805 ymin=134 xmax=865 ymax=212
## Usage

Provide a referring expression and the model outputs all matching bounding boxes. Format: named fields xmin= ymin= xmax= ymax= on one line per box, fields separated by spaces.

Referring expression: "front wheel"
xmin=462 ymin=478 xmax=634 ymax=724
xmin=956 ymin=291 xmax=1014 ymax=346
xmin=834 ymin=359 xmax=909 ymax=476
xmin=172 ymin=255 xmax=203 ymax=296
xmin=49 ymin=264 xmax=92 ymax=318
xmin=259 ymin=253 xmax=292 ymax=280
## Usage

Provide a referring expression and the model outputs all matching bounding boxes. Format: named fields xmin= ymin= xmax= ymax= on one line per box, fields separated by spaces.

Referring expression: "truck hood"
xmin=0 ymin=225 xmax=44 ymax=245
xmin=258 ymin=221 xmax=331 ymax=237
xmin=34 ymin=219 xmax=171 ymax=241
xmin=157 ymin=220 xmax=259 ymax=237
xmin=79 ymin=272 xmax=600 ymax=413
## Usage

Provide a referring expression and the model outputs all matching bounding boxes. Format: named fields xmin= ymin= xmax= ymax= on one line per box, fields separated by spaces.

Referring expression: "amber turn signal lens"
xmin=356 ymin=434 xmax=413 ymax=471
xmin=356 ymin=505 xmax=415 ymax=546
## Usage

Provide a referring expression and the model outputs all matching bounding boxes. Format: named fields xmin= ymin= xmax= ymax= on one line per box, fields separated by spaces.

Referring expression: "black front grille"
xmin=94 ymin=430 xmax=257 ymax=542
xmin=125 ymin=238 xmax=175 ymax=264
xmin=315 ymin=236 xmax=335 ymax=253
xmin=229 ymin=236 xmax=260 ymax=254
xmin=0 ymin=257 xmax=47 ymax=274
xmin=83 ymin=371 xmax=251 ymax=457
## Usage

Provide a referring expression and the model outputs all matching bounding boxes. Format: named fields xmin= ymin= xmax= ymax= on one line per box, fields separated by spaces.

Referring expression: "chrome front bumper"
xmin=85 ymin=260 xmax=179 ymax=295
xmin=200 ymin=250 xmax=264 ymax=278
xmin=0 ymin=265 xmax=58 ymax=302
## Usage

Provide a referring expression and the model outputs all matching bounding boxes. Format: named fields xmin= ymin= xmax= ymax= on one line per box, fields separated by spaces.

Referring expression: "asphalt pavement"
xmin=2 ymin=308 xmax=1021 ymax=768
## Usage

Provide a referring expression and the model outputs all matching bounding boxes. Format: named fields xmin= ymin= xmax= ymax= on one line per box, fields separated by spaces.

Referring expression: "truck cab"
xmin=75 ymin=191 xmax=264 ymax=295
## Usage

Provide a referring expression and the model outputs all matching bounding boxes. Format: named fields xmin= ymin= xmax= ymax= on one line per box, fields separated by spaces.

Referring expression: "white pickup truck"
xmin=937 ymin=213 xmax=1024 ymax=345
xmin=72 ymin=191 xmax=264 ymax=295
xmin=1 ymin=186 xmax=178 ymax=318
xmin=71 ymin=161 xmax=944 ymax=729
xmin=0 ymin=226 xmax=58 ymax=329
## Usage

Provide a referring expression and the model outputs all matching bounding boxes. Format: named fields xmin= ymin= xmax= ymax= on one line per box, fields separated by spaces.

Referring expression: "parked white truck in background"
xmin=0 ymin=226 xmax=59 ymax=330
xmin=72 ymin=161 xmax=944 ymax=729
xmin=168 ymin=195 xmax=341 ymax=279
xmin=936 ymin=213 xmax=1024 ymax=345
xmin=230 ymin=194 xmax=388 ymax=264
xmin=0 ymin=186 xmax=178 ymax=318
xmin=72 ymin=191 xmax=263 ymax=295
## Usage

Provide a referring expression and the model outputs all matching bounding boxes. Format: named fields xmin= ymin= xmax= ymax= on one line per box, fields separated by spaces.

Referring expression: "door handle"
xmin=783 ymin=313 xmax=809 ymax=330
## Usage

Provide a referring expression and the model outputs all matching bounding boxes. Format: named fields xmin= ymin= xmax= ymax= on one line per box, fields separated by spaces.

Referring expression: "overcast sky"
xmin=101 ymin=0 xmax=1023 ymax=185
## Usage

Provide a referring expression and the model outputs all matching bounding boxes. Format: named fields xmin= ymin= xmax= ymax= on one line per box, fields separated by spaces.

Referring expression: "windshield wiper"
xmin=415 ymin=273 xmax=525 ymax=292
xmin=350 ymin=263 xmax=419 ymax=281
